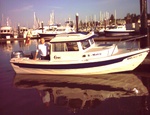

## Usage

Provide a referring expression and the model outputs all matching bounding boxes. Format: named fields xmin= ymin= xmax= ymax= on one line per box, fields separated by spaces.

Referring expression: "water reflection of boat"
xmin=2 ymin=43 xmax=12 ymax=52
xmin=14 ymin=73 xmax=149 ymax=112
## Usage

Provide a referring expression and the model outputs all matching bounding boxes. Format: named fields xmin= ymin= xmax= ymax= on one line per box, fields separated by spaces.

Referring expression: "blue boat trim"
xmin=12 ymin=54 xmax=132 ymax=69
xmin=13 ymin=50 xmax=147 ymax=69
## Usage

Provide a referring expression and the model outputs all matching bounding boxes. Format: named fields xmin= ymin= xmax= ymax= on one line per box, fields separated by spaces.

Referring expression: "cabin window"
xmin=89 ymin=39 xmax=94 ymax=45
xmin=53 ymin=28 xmax=57 ymax=31
xmin=53 ymin=43 xmax=67 ymax=52
xmin=66 ymin=42 xmax=79 ymax=51
xmin=46 ymin=29 xmax=54 ymax=31
xmin=81 ymin=39 xmax=90 ymax=50
xmin=52 ymin=42 xmax=79 ymax=52
xmin=57 ymin=29 xmax=65 ymax=31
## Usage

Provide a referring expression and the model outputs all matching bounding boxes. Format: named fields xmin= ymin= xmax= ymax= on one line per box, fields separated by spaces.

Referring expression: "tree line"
xmin=109 ymin=13 xmax=150 ymax=24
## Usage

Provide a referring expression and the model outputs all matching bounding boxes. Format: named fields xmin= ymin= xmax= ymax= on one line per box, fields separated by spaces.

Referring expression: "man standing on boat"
xmin=34 ymin=38 xmax=50 ymax=60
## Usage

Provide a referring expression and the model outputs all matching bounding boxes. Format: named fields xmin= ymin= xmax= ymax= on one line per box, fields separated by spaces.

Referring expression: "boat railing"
xmin=111 ymin=35 xmax=148 ymax=55
xmin=122 ymin=35 xmax=147 ymax=42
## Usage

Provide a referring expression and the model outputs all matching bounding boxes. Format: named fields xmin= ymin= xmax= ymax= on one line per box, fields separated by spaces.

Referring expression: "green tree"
xmin=109 ymin=14 xmax=115 ymax=24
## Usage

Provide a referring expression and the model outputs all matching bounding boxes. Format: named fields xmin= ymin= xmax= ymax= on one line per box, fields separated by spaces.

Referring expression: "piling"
xmin=140 ymin=0 xmax=149 ymax=48
xmin=41 ymin=21 xmax=44 ymax=33
xmin=76 ymin=13 xmax=79 ymax=32
xmin=148 ymin=26 xmax=150 ymax=43
xmin=17 ymin=24 xmax=20 ymax=38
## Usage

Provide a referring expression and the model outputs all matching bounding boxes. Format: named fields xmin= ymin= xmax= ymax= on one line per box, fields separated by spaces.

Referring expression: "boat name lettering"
xmin=54 ymin=55 xmax=61 ymax=59
xmin=92 ymin=53 xmax=101 ymax=56
xmin=127 ymin=54 xmax=142 ymax=60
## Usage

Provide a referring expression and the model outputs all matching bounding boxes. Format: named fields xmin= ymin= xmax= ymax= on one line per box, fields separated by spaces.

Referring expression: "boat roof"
xmin=50 ymin=32 xmax=95 ymax=43
xmin=0 ymin=26 xmax=12 ymax=30
xmin=20 ymin=27 xmax=28 ymax=29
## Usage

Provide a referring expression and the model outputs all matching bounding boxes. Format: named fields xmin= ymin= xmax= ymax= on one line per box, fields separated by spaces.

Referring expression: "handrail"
xmin=111 ymin=35 xmax=148 ymax=55
xmin=122 ymin=35 xmax=147 ymax=42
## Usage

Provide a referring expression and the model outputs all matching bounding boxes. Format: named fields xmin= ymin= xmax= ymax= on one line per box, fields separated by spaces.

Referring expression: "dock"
xmin=0 ymin=34 xmax=143 ymax=44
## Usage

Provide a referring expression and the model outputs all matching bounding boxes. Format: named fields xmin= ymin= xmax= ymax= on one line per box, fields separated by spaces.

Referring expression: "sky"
xmin=0 ymin=0 xmax=150 ymax=28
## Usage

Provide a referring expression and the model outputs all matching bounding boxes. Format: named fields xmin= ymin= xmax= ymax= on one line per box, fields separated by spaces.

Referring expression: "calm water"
xmin=0 ymin=39 xmax=150 ymax=115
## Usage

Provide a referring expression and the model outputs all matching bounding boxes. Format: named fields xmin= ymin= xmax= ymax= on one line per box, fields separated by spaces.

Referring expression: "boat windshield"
xmin=57 ymin=29 xmax=65 ymax=31
xmin=52 ymin=42 xmax=79 ymax=52
xmin=81 ymin=39 xmax=90 ymax=50
xmin=89 ymin=38 xmax=94 ymax=45
xmin=46 ymin=28 xmax=55 ymax=31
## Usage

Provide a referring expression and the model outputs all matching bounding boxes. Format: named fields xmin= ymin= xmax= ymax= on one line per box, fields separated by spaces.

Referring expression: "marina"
xmin=0 ymin=0 xmax=150 ymax=114
xmin=0 ymin=34 xmax=150 ymax=114
xmin=0 ymin=25 xmax=150 ymax=115
xmin=0 ymin=37 xmax=150 ymax=114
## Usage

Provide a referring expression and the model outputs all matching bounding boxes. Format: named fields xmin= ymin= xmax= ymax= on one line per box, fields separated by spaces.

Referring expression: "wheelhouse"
xmin=49 ymin=33 xmax=95 ymax=61
xmin=20 ymin=27 xmax=28 ymax=34
xmin=0 ymin=26 xmax=13 ymax=34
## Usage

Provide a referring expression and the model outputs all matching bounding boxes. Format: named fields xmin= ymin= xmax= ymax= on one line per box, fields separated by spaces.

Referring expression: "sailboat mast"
xmin=1 ymin=14 xmax=4 ymax=26
xmin=115 ymin=10 xmax=116 ymax=25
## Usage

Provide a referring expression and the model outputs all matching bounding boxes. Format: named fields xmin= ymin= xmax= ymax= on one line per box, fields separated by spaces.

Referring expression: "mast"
xmin=114 ymin=10 xmax=116 ymax=25
xmin=33 ymin=12 xmax=39 ymax=29
xmin=49 ymin=11 xmax=55 ymax=25
xmin=1 ymin=14 xmax=4 ymax=26
xmin=6 ymin=17 xmax=11 ymax=26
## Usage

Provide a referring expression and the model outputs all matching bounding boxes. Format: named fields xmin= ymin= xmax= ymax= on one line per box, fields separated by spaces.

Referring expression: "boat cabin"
xmin=0 ymin=26 xmax=14 ymax=38
xmin=0 ymin=26 xmax=13 ymax=34
xmin=49 ymin=32 xmax=118 ymax=62
xmin=20 ymin=27 xmax=28 ymax=34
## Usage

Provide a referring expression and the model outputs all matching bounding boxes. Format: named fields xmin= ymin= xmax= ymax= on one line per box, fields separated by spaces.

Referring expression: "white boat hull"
xmin=104 ymin=30 xmax=135 ymax=37
xmin=10 ymin=48 xmax=149 ymax=75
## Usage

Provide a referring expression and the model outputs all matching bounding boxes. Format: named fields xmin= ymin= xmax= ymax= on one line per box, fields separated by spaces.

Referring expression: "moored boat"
xmin=104 ymin=25 xmax=135 ymax=36
xmin=0 ymin=26 xmax=14 ymax=38
xmin=10 ymin=31 xmax=149 ymax=75
xmin=39 ymin=26 xmax=75 ymax=37
xmin=19 ymin=26 xmax=28 ymax=38
xmin=0 ymin=17 xmax=14 ymax=38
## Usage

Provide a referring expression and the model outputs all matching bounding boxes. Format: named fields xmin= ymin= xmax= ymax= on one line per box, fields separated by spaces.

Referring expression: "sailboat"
xmin=0 ymin=17 xmax=14 ymax=38
xmin=39 ymin=13 xmax=75 ymax=37
xmin=30 ymin=12 xmax=42 ymax=37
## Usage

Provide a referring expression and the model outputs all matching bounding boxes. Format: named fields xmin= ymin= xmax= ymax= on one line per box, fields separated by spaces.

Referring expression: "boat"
xmin=39 ymin=26 xmax=75 ymax=37
xmin=0 ymin=26 xmax=14 ymax=38
xmin=39 ymin=17 xmax=75 ymax=37
xmin=30 ymin=26 xmax=49 ymax=37
xmin=19 ymin=26 xmax=28 ymax=38
xmin=104 ymin=25 xmax=135 ymax=36
xmin=10 ymin=31 xmax=149 ymax=75
xmin=0 ymin=17 xmax=14 ymax=38
xmin=97 ymin=26 xmax=109 ymax=36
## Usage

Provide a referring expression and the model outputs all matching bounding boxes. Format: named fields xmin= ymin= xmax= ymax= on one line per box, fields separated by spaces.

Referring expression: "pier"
xmin=0 ymin=35 xmax=144 ymax=44
xmin=0 ymin=30 xmax=149 ymax=43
